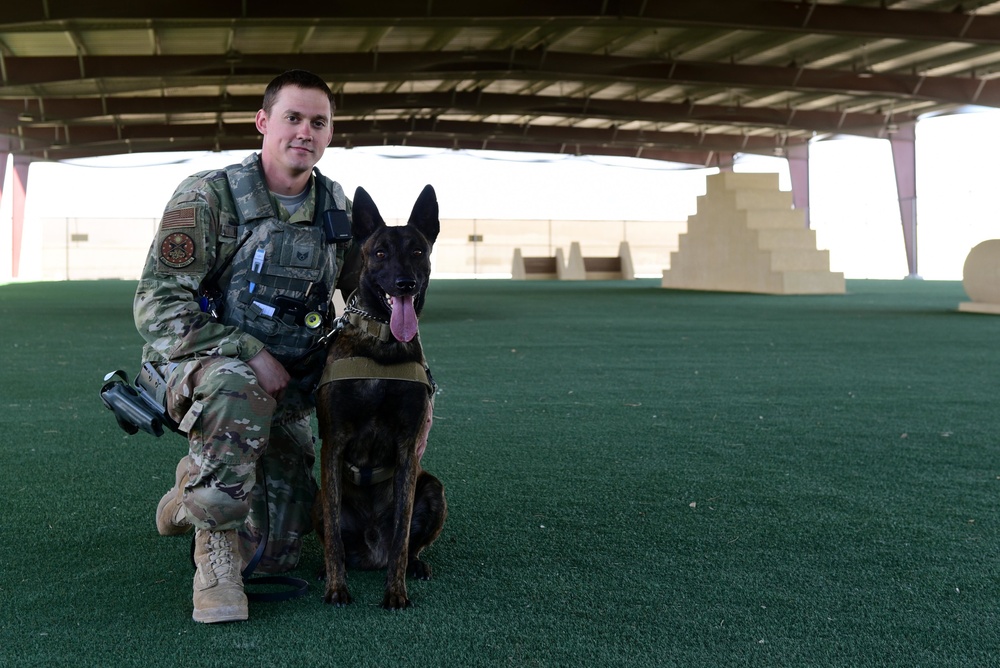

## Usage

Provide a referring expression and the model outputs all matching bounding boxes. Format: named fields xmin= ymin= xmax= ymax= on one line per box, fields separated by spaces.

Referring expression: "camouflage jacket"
xmin=134 ymin=152 xmax=354 ymax=376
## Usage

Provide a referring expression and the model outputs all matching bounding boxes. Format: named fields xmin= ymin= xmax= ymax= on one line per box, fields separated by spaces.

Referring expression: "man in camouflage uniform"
xmin=134 ymin=70 xmax=356 ymax=623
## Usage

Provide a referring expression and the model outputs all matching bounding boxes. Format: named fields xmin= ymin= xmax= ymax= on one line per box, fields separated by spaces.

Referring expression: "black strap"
xmin=241 ymin=459 xmax=309 ymax=602
xmin=242 ymin=573 xmax=309 ymax=603
xmin=188 ymin=460 xmax=310 ymax=603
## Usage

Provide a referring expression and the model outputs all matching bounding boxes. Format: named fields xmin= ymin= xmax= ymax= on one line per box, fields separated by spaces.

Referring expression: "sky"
xmin=1 ymin=109 xmax=998 ymax=281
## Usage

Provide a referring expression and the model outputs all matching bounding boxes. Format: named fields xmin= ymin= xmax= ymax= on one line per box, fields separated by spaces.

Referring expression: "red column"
xmin=889 ymin=123 xmax=919 ymax=279
xmin=0 ymin=153 xmax=5 ymax=278
xmin=786 ymin=144 xmax=810 ymax=228
xmin=0 ymin=152 xmax=8 ymax=204
xmin=11 ymin=156 xmax=30 ymax=278
xmin=714 ymin=152 xmax=734 ymax=172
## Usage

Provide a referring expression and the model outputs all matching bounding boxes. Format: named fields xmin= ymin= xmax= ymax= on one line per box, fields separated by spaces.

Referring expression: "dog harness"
xmin=317 ymin=292 xmax=436 ymax=486
xmin=316 ymin=292 xmax=435 ymax=392
xmin=317 ymin=356 xmax=433 ymax=391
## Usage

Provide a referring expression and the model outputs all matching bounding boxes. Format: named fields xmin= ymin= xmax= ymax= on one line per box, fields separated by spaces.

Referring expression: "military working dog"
xmin=315 ymin=184 xmax=446 ymax=610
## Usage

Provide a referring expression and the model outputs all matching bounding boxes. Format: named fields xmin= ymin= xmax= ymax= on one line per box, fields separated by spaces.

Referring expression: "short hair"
xmin=261 ymin=70 xmax=336 ymax=116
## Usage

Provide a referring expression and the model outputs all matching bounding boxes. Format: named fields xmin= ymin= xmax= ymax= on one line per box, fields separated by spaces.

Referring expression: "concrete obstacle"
xmin=561 ymin=241 xmax=635 ymax=280
xmin=661 ymin=172 xmax=845 ymax=295
xmin=512 ymin=247 xmax=566 ymax=280
xmin=513 ymin=242 xmax=635 ymax=280
xmin=958 ymin=239 xmax=1000 ymax=315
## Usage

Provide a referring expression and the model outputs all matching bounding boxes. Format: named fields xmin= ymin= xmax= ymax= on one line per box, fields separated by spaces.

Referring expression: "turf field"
xmin=1 ymin=278 xmax=998 ymax=667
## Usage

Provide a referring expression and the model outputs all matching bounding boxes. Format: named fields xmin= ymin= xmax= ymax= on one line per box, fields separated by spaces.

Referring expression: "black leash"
xmin=189 ymin=462 xmax=309 ymax=602
xmin=240 ymin=465 xmax=310 ymax=602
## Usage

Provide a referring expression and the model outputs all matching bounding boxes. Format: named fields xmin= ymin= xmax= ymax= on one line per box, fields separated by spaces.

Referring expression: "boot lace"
xmin=206 ymin=531 xmax=241 ymax=581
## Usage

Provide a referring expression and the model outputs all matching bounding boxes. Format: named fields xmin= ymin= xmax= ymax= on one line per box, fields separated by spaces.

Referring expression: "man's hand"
xmin=247 ymin=349 xmax=290 ymax=402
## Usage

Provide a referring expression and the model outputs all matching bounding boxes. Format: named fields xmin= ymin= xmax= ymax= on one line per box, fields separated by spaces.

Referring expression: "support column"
xmin=889 ymin=123 xmax=920 ymax=279
xmin=712 ymin=152 xmax=734 ymax=172
xmin=0 ymin=152 xmax=8 ymax=207
xmin=11 ymin=156 xmax=31 ymax=278
xmin=0 ymin=153 xmax=6 ymax=280
xmin=786 ymin=143 xmax=810 ymax=228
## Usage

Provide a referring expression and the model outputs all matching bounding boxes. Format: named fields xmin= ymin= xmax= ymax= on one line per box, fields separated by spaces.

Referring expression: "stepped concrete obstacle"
xmin=958 ymin=240 xmax=1000 ymax=315
xmin=512 ymin=247 xmax=567 ymax=280
xmin=661 ymin=172 xmax=845 ymax=295
xmin=562 ymin=241 xmax=636 ymax=280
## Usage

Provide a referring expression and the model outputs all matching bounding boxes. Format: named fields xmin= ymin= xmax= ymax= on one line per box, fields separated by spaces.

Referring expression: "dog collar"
xmin=344 ymin=310 xmax=394 ymax=342
xmin=341 ymin=292 xmax=394 ymax=342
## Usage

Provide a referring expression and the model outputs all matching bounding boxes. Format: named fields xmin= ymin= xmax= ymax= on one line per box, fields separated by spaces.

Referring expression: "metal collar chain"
xmin=342 ymin=292 xmax=388 ymax=325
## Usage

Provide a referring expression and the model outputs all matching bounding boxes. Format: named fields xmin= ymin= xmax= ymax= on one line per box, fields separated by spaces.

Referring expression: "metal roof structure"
xmin=3 ymin=0 xmax=999 ymax=280
xmin=2 ymin=1 xmax=1000 ymax=165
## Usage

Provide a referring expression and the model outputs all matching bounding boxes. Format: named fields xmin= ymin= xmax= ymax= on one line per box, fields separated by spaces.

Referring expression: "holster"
xmin=100 ymin=364 xmax=179 ymax=437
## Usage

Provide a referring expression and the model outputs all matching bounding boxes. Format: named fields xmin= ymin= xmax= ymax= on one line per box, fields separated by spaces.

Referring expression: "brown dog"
xmin=315 ymin=184 xmax=447 ymax=610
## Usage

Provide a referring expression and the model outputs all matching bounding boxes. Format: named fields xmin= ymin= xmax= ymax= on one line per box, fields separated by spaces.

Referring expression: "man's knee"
xmin=183 ymin=480 xmax=253 ymax=531
xmin=186 ymin=359 xmax=276 ymax=457
xmin=166 ymin=357 xmax=277 ymax=432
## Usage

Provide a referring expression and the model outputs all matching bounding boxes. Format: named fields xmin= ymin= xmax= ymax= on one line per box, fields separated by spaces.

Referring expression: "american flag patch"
xmin=160 ymin=207 xmax=196 ymax=229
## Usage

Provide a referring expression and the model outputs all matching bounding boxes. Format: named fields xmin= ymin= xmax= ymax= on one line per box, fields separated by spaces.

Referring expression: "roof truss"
xmin=2 ymin=1 xmax=999 ymax=163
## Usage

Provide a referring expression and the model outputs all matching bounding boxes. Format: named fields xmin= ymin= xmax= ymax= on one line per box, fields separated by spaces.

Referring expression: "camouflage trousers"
xmin=164 ymin=356 xmax=318 ymax=574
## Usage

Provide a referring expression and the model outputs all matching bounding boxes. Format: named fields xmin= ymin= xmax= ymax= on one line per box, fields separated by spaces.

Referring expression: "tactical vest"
xmin=213 ymin=155 xmax=351 ymax=366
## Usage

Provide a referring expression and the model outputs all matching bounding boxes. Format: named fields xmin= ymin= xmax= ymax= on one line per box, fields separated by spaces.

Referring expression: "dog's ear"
xmin=407 ymin=184 xmax=440 ymax=245
xmin=351 ymin=186 xmax=385 ymax=243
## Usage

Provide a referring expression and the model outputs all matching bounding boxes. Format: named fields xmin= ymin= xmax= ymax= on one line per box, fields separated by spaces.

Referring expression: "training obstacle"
xmin=661 ymin=172 xmax=845 ymax=295
xmin=561 ymin=241 xmax=635 ymax=281
xmin=511 ymin=247 xmax=567 ymax=280
xmin=958 ymin=239 xmax=1000 ymax=315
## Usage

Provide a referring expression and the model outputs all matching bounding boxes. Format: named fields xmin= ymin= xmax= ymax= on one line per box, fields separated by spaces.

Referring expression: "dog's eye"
xmin=412 ymin=249 xmax=424 ymax=257
xmin=374 ymin=250 xmax=386 ymax=259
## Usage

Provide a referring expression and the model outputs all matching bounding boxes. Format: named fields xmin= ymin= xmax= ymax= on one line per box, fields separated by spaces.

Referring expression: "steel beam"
xmin=4 ymin=117 xmax=807 ymax=164
xmin=2 ymin=51 xmax=997 ymax=108
xmin=3 ymin=2 xmax=1000 ymax=47
xmin=9 ymin=118 xmax=802 ymax=152
xmin=0 ymin=92 xmax=902 ymax=139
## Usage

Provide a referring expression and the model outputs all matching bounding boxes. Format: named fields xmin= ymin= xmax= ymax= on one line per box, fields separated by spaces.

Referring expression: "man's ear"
xmin=255 ymin=109 xmax=268 ymax=135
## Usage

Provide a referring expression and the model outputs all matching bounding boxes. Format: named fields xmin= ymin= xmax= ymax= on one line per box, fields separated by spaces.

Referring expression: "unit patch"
xmin=160 ymin=232 xmax=196 ymax=268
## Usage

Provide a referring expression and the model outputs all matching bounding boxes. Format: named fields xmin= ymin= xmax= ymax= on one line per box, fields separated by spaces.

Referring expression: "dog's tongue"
xmin=389 ymin=295 xmax=418 ymax=342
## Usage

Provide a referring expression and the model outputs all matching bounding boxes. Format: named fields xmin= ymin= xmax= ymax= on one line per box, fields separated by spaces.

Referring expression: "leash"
xmin=240 ymin=463 xmax=310 ymax=602
xmin=189 ymin=461 xmax=309 ymax=602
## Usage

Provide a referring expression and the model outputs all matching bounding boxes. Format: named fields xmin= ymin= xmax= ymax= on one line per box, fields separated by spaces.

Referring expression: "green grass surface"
xmin=1 ymin=278 xmax=999 ymax=667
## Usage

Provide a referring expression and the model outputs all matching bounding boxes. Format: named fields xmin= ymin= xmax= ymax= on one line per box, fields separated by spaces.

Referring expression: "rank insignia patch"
xmin=160 ymin=232 xmax=196 ymax=268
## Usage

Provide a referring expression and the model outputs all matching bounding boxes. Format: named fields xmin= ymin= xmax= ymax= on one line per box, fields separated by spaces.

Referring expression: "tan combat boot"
xmin=156 ymin=455 xmax=193 ymax=536
xmin=192 ymin=528 xmax=248 ymax=623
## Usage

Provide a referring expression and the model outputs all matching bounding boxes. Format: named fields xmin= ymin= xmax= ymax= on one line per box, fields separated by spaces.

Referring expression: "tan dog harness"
xmin=316 ymin=302 xmax=436 ymax=486
xmin=317 ymin=356 xmax=433 ymax=391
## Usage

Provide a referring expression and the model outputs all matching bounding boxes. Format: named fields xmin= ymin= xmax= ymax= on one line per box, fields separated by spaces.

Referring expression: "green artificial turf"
xmin=1 ymin=278 xmax=999 ymax=667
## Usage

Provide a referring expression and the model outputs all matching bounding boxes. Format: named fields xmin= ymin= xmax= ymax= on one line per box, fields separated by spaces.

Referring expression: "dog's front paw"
xmin=381 ymin=590 xmax=411 ymax=611
xmin=409 ymin=559 xmax=433 ymax=580
xmin=323 ymin=584 xmax=353 ymax=607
